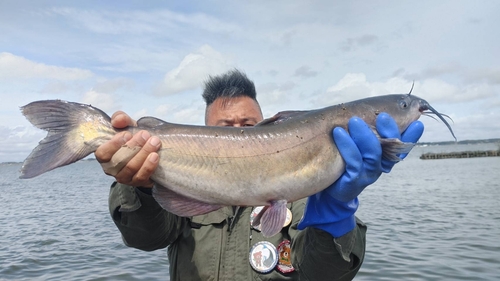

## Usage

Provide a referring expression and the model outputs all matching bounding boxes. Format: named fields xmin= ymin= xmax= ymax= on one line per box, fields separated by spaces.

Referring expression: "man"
xmin=95 ymin=70 xmax=424 ymax=280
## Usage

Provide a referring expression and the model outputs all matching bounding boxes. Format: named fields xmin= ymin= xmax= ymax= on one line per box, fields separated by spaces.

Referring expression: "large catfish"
xmin=19 ymin=93 xmax=455 ymax=237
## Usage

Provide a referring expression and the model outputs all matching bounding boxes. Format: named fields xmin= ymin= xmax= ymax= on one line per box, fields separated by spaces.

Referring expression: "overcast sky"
xmin=1 ymin=0 xmax=499 ymax=162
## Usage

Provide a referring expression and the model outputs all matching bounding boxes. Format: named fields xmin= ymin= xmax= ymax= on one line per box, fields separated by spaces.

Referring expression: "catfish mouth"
xmin=418 ymin=99 xmax=457 ymax=141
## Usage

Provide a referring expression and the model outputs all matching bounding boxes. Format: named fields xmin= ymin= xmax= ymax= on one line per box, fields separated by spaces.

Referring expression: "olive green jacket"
xmin=109 ymin=183 xmax=366 ymax=281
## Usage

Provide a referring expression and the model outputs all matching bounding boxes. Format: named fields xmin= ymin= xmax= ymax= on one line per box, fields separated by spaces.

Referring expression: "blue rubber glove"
xmin=298 ymin=113 xmax=424 ymax=237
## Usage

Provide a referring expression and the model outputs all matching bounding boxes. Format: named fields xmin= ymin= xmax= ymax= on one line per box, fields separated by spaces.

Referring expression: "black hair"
xmin=202 ymin=69 xmax=258 ymax=106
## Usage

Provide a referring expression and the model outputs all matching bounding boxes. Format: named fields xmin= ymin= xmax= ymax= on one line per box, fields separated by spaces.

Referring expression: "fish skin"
xmin=19 ymin=94 xmax=454 ymax=237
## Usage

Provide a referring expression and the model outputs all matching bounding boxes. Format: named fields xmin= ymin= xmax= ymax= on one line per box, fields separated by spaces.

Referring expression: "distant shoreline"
xmin=417 ymin=138 xmax=500 ymax=146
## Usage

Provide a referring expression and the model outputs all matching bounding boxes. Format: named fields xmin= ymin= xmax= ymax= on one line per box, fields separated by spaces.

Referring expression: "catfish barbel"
xmin=19 ymin=93 xmax=455 ymax=237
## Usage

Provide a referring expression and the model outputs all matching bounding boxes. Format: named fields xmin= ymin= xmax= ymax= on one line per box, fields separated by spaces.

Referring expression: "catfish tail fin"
xmin=20 ymin=100 xmax=116 ymax=179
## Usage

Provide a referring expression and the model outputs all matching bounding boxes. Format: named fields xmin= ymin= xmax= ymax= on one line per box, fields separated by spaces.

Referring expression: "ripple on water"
xmin=2 ymin=147 xmax=500 ymax=280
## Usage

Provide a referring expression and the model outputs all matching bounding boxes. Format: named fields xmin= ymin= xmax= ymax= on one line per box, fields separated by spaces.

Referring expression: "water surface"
xmin=1 ymin=143 xmax=499 ymax=280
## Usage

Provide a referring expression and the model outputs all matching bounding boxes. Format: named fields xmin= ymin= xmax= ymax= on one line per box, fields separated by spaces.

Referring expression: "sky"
xmin=1 ymin=0 xmax=499 ymax=163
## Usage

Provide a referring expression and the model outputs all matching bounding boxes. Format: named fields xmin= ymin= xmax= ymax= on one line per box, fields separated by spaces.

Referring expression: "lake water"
xmin=1 ymin=143 xmax=499 ymax=280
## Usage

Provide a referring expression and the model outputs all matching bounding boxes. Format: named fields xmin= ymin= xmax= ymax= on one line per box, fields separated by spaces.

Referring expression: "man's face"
xmin=206 ymin=96 xmax=263 ymax=127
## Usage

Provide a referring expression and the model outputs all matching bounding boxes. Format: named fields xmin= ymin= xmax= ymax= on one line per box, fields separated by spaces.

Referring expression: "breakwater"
xmin=420 ymin=149 xmax=500 ymax=160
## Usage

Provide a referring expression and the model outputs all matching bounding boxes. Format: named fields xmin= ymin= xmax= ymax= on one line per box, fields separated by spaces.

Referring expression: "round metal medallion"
xmin=249 ymin=241 xmax=278 ymax=273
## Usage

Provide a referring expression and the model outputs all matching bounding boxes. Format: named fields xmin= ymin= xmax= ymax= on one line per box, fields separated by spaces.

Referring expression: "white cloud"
xmin=86 ymin=43 xmax=180 ymax=73
xmin=132 ymin=108 xmax=149 ymax=122
xmin=293 ymin=66 xmax=318 ymax=78
xmin=77 ymin=78 xmax=135 ymax=113
xmin=0 ymin=126 xmax=46 ymax=163
xmin=340 ymin=34 xmax=379 ymax=52
xmin=257 ymin=82 xmax=298 ymax=107
xmin=153 ymin=102 xmax=205 ymax=125
xmin=325 ymin=73 xmax=372 ymax=100
xmin=155 ymin=104 xmax=176 ymax=117
xmin=81 ymin=90 xmax=117 ymax=112
xmin=0 ymin=52 xmax=93 ymax=80
xmin=422 ymin=110 xmax=500 ymax=142
xmin=314 ymin=73 xmax=413 ymax=106
xmin=415 ymin=79 xmax=497 ymax=104
xmin=417 ymin=79 xmax=458 ymax=103
xmin=1 ymin=1 xmax=499 ymax=164
xmin=50 ymin=8 xmax=240 ymax=35
xmin=463 ymin=68 xmax=500 ymax=85
xmin=315 ymin=73 xmax=497 ymax=107
xmin=40 ymin=82 xmax=72 ymax=94
xmin=155 ymin=45 xmax=232 ymax=96
xmin=93 ymin=77 xmax=135 ymax=93
xmin=172 ymin=106 xmax=205 ymax=125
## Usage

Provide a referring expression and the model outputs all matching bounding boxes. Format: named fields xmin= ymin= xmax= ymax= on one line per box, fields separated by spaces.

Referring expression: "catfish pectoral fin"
xmin=257 ymin=200 xmax=288 ymax=237
xmin=152 ymin=184 xmax=222 ymax=217
xmin=380 ymin=138 xmax=415 ymax=162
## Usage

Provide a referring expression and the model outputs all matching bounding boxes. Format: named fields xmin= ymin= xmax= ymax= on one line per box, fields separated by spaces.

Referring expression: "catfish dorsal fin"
xmin=137 ymin=117 xmax=172 ymax=129
xmin=255 ymin=111 xmax=308 ymax=126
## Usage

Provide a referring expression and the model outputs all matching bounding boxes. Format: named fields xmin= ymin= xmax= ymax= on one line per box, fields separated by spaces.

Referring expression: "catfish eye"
xmin=400 ymin=100 xmax=408 ymax=108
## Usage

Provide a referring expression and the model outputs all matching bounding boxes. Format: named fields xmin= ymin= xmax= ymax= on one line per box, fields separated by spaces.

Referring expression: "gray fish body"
xmin=149 ymin=94 xmax=420 ymax=206
xmin=150 ymin=110 xmax=341 ymax=207
xmin=20 ymin=94 xmax=454 ymax=236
